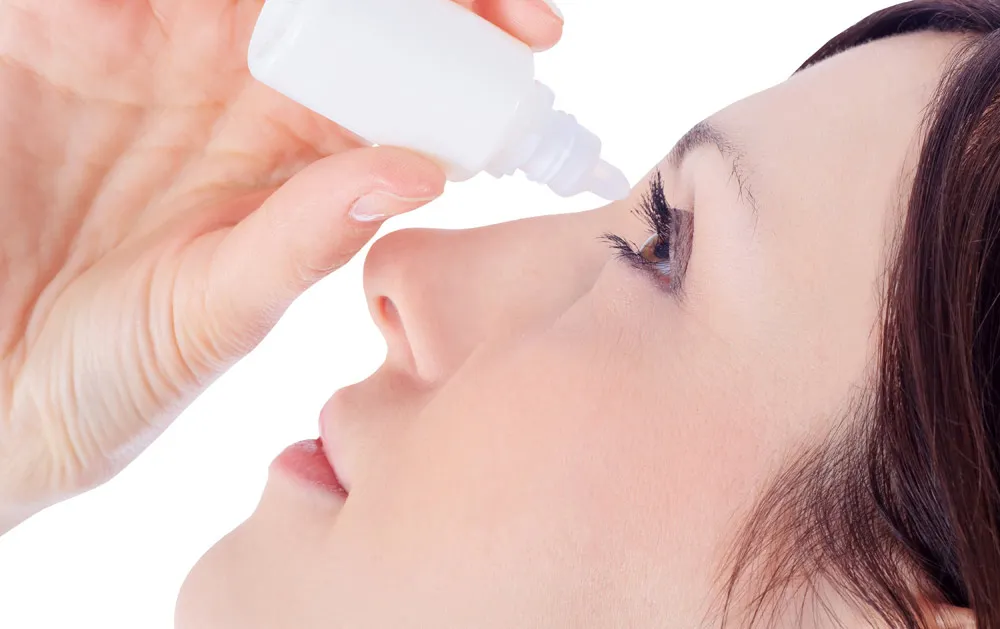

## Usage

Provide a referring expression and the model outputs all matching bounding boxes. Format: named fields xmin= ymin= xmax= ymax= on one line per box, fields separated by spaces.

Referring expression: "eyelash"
xmin=601 ymin=171 xmax=680 ymax=286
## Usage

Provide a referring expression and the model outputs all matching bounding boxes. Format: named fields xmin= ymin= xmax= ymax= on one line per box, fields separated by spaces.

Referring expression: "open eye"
xmin=601 ymin=170 xmax=687 ymax=291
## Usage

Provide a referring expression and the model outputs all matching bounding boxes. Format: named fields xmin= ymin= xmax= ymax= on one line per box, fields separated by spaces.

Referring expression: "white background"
xmin=0 ymin=1 xmax=895 ymax=626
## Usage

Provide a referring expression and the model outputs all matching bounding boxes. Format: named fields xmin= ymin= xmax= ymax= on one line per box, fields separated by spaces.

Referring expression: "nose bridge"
xmin=362 ymin=214 xmax=606 ymax=383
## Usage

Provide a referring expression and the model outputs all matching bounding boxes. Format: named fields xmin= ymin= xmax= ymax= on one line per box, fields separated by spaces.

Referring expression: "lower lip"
xmin=269 ymin=438 xmax=348 ymax=497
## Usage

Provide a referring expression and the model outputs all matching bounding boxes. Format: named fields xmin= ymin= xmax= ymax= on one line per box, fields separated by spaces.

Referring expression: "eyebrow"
xmin=666 ymin=121 xmax=760 ymax=218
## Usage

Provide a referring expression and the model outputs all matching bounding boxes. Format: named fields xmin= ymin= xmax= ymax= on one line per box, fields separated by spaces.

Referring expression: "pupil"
xmin=653 ymin=238 xmax=671 ymax=261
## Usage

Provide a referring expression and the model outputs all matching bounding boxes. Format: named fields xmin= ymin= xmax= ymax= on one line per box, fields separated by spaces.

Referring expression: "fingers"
xmin=455 ymin=0 xmax=564 ymax=51
xmin=199 ymin=146 xmax=445 ymax=356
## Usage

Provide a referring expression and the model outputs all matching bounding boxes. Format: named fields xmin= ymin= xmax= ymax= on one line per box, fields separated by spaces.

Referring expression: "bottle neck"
xmin=484 ymin=81 xmax=556 ymax=178
xmin=485 ymin=82 xmax=606 ymax=198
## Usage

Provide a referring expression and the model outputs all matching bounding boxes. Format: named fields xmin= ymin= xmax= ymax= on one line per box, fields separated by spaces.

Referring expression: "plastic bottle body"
xmin=249 ymin=0 xmax=631 ymax=200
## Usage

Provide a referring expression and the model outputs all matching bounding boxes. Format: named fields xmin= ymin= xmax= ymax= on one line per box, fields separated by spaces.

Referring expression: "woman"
xmin=1 ymin=0 xmax=998 ymax=627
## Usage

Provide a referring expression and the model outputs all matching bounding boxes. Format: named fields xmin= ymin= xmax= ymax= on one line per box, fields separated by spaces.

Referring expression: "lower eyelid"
xmin=612 ymin=243 xmax=680 ymax=295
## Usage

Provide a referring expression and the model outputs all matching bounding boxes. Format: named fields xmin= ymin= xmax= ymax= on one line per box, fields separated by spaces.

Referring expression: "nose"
xmin=363 ymin=211 xmax=610 ymax=383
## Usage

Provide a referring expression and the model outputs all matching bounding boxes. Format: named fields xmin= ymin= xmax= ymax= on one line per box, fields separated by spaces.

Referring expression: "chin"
xmin=174 ymin=522 xmax=254 ymax=629
xmin=174 ymin=466 xmax=349 ymax=629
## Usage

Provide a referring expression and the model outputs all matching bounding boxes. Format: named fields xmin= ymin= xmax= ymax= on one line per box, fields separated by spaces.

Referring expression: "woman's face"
xmin=176 ymin=31 xmax=965 ymax=628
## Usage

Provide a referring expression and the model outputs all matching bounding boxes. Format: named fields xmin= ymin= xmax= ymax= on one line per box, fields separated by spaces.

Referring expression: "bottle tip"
xmin=587 ymin=160 xmax=632 ymax=202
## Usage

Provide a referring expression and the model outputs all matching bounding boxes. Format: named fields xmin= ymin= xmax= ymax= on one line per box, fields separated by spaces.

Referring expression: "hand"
xmin=0 ymin=0 xmax=563 ymax=529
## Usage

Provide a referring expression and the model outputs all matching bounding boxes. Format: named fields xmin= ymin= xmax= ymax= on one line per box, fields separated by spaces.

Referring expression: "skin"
xmin=0 ymin=0 xmax=561 ymax=529
xmin=175 ymin=30 xmax=979 ymax=629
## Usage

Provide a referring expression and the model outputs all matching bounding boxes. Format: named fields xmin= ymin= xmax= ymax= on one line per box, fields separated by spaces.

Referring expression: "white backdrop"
xmin=0 ymin=1 xmax=895 ymax=626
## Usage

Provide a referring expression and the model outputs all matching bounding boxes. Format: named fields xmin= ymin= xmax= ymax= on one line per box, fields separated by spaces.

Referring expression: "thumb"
xmin=198 ymin=146 xmax=445 ymax=356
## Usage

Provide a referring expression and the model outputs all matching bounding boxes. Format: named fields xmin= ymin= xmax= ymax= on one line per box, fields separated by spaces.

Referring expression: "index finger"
xmin=453 ymin=0 xmax=564 ymax=51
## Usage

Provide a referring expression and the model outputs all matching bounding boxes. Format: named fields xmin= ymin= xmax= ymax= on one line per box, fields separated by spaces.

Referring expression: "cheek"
xmin=337 ymin=334 xmax=653 ymax=622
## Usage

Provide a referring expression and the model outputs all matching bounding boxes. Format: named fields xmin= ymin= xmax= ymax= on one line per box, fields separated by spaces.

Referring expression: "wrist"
xmin=0 ymin=504 xmax=33 ymax=536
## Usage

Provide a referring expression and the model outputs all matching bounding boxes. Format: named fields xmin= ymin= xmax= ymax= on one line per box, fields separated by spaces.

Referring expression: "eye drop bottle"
xmin=248 ymin=0 xmax=631 ymax=201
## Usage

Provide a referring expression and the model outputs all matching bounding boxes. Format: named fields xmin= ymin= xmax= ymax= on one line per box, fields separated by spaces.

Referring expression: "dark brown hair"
xmin=713 ymin=2 xmax=1000 ymax=627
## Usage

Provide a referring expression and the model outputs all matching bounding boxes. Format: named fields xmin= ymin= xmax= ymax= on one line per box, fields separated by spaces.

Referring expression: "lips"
xmin=270 ymin=438 xmax=348 ymax=497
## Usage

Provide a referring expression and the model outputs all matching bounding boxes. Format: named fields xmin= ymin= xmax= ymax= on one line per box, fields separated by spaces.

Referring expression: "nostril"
xmin=373 ymin=295 xmax=422 ymax=376
xmin=376 ymin=296 xmax=399 ymax=328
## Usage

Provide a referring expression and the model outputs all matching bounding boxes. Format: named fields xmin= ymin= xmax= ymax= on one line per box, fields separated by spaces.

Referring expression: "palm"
xmin=0 ymin=0 xmax=559 ymax=520
xmin=0 ymin=0 xmax=361 ymax=505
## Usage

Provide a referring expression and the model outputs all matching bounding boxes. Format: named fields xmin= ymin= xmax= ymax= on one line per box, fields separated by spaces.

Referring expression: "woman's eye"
xmin=601 ymin=170 xmax=687 ymax=291
xmin=639 ymin=234 xmax=673 ymax=275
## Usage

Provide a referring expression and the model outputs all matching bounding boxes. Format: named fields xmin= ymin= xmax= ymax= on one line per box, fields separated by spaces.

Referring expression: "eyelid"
xmin=640 ymin=172 xmax=694 ymax=293
xmin=649 ymin=171 xmax=695 ymax=291
xmin=670 ymin=208 xmax=695 ymax=288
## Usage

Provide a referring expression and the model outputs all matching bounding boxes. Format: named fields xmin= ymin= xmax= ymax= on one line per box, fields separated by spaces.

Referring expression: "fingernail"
xmin=536 ymin=0 xmax=563 ymax=20
xmin=349 ymin=191 xmax=437 ymax=222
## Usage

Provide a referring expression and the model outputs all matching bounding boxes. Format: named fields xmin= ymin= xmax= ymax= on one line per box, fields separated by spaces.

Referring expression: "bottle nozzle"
xmin=484 ymin=82 xmax=630 ymax=202
xmin=586 ymin=159 xmax=631 ymax=202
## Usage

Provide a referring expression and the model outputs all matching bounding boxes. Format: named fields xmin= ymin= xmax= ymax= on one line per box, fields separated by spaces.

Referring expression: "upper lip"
xmin=318 ymin=365 xmax=417 ymax=496
xmin=319 ymin=389 xmax=352 ymax=495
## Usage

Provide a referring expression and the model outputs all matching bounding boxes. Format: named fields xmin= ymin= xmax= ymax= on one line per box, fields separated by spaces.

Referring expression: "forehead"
xmin=710 ymin=31 xmax=967 ymax=237
xmin=650 ymin=30 xmax=973 ymax=393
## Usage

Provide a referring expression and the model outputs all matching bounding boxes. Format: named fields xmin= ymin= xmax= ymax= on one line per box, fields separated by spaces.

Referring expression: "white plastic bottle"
xmin=248 ymin=0 xmax=631 ymax=201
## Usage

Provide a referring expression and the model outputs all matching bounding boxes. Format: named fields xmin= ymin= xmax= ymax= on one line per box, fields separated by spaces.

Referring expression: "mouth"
xmin=269 ymin=438 xmax=348 ymax=498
